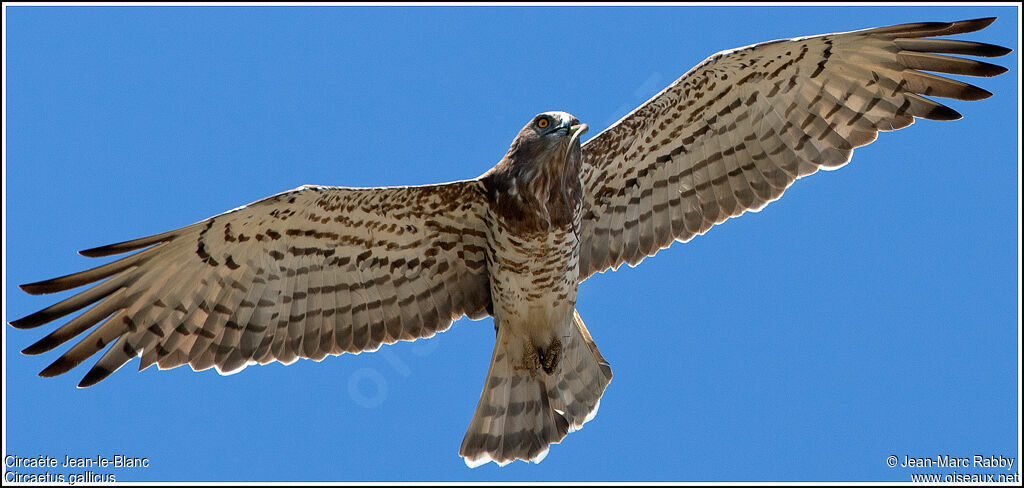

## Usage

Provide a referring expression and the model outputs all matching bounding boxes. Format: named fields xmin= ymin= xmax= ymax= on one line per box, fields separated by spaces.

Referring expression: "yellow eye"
xmin=537 ymin=118 xmax=549 ymax=128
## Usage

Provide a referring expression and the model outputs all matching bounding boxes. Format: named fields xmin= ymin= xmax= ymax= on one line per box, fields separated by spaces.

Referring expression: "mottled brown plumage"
xmin=482 ymin=113 xmax=585 ymax=233
xmin=576 ymin=18 xmax=1011 ymax=277
xmin=10 ymin=17 xmax=1010 ymax=467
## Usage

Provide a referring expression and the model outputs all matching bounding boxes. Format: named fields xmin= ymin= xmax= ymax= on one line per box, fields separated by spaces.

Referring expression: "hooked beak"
xmin=565 ymin=123 xmax=588 ymax=148
xmin=561 ymin=122 xmax=588 ymax=168
xmin=556 ymin=119 xmax=588 ymax=138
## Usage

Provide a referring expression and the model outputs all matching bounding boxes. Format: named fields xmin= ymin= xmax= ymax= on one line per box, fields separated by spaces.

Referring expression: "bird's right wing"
xmin=577 ymin=17 xmax=1010 ymax=280
xmin=11 ymin=180 xmax=493 ymax=387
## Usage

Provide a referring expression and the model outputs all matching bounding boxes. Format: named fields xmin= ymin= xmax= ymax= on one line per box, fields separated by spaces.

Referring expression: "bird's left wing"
xmin=11 ymin=181 xmax=492 ymax=387
xmin=577 ymin=17 xmax=1010 ymax=280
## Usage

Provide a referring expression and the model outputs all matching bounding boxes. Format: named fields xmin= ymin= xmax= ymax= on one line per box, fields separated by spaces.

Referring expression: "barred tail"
xmin=459 ymin=309 xmax=612 ymax=467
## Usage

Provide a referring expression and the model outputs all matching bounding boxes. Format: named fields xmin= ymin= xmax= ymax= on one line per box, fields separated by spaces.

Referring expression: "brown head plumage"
xmin=482 ymin=111 xmax=588 ymax=232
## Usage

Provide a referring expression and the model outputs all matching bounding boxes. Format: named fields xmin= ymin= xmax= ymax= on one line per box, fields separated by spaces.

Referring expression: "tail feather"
xmin=550 ymin=309 xmax=611 ymax=430
xmin=460 ymin=309 xmax=611 ymax=467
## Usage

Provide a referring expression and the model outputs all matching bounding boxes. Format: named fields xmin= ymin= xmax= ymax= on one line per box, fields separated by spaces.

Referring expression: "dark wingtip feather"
xmin=38 ymin=356 xmax=77 ymax=378
xmin=870 ymin=17 xmax=1000 ymax=39
xmin=18 ymin=253 xmax=148 ymax=296
xmin=978 ymin=63 xmax=1009 ymax=77
xmin=19 ymin=280 xmax=54 ymax=296
xmin=964 ymin=42 xmax=1013 ymax=58
xmin=990 ymin=45 xmax=1013 ymax=57
xmin=925 ymin=104 xmax=963 ymax=121
xmin=894 ymin=39 xmax=1012 ymax=58
xmin=967 ymin=17 xmax=997 ymax=29
xmin=80 ymin=244 xmax=127 ymax=258
xmin=946 ymin=17 xmax=998 ymax=36
xmin=10 ymin=310 xmax=49 ymax=329
xmin=22 ymin=336 xmax=58 ymax=355
xmin=77 ymin=366 xmax=112 ymax=388
xmin=962 ymin=85 xmax=994 ymax=101
xmin=20 ymin=275 xmax=92 ymax=295
xmin=79 ymin=228 xmax=181 ymax=257
xmin=79 ymin=246 xmax=119 ymax=258
xmin=10 ymin=316 xmax=33 ymax=329
xmin=80 ymin=240 xmax=141 ymax=258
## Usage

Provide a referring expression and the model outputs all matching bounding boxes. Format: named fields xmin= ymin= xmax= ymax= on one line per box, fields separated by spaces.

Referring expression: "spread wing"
xmin=11 ymin=181 xmax=492 ymax=387
xmin=577 ymin=17 xmax=1010 ymax=280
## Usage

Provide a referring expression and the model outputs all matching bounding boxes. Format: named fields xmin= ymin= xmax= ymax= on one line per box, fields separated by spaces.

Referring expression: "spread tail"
xmin=459 ymin=309 xmax=612 ymax=467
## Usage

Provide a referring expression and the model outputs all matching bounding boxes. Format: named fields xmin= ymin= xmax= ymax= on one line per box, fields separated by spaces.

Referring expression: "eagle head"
xmin=482 ymin=111 xmax=589 ymax=232
xmin=512 ymin=111 xmax=588 ymax=160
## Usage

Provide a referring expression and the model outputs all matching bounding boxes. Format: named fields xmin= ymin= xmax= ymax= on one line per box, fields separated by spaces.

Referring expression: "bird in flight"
xmin=10 ymin=17 xmax=1010 ymax=467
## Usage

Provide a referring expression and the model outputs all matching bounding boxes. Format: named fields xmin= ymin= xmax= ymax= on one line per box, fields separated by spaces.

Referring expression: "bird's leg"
xmin=515 ymin=338 xmax=541 ymax=378
xmin=514 ymin=337 xmax=562 ymax=376
xmin=538 ymin=337 xmax=561 ymax=375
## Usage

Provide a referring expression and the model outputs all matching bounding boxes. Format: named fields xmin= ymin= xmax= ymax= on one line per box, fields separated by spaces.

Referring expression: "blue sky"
xmin=3 ymin=4 xmax=1019 ymax=483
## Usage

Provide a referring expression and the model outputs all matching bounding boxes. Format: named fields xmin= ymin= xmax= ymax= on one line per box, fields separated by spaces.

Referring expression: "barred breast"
xmin=484 ymin=207 xmax=581 ymax=350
